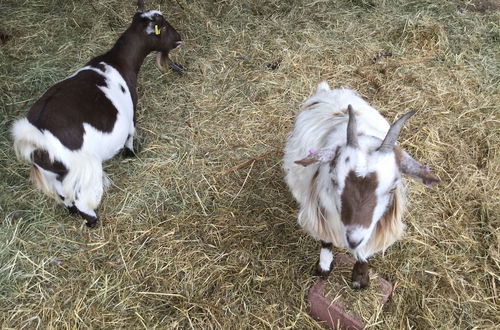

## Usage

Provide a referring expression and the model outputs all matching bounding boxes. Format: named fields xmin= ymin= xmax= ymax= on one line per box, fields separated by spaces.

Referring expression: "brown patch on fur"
xmin=31 ymin=149 xmax=68 ymax=181
xmin=341 ymin=171 xmax=378 ymax=228
xmin=329 ymin=146 xmax=341 ymax=169
xmin=27 ymin=70 xmax=118 ymax=150
xmin=330 ymin=107 xmax=350 ymax=118
xmin=312 ymin=169 xmax=319 ymax=181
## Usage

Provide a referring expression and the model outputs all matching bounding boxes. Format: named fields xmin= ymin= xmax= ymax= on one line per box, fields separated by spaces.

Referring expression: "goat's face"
xmin=333 ymin=139 xmax=402 ymax=251
xmin=335 ymin=107 xmax=418 ymax=252
xmin=133 ymin=3 xmax=182 ymax=70
xmin=134 ymin=11 xmax=182 ymax=53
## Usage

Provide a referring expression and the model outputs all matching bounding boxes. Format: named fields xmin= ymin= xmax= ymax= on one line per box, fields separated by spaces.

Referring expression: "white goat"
xmin=283 ymin=82 xmax=439 ymax=288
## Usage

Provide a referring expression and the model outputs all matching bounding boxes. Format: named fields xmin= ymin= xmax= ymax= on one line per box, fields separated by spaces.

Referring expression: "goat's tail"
xmin=11 ymin=118 xmax=46 ymax=163
xmin=11 ymin=118 xmax=58 ymax=200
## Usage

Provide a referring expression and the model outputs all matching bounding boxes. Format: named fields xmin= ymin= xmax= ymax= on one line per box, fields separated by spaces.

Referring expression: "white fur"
xmin=319 ymin=248 xmax=333 ymax=272
xmin=284 ymin=82 xmax=405 ymax=261
xmin=141 ymin=10 xmax=162 ymax=20
xmin=12 ymin=63 xmax=133 ymax=216
xmin=145 ymin=25 xmax=155 ymax=35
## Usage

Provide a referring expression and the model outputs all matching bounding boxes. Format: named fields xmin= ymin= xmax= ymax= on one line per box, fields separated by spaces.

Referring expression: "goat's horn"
xmin=137 ymin=0 xmax=145 ymax=12
xmin=346 ymin=105 xmax=358 ymax=148
xmin=378 ymin=110 xmax=416 ymax=153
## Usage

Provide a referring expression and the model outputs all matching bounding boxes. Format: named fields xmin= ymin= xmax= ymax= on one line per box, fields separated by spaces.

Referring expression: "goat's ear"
xmin=295 ymin=156 xmax=318 ymax=167
xmin=295 ymin=147 xmax=338 ymax=167
xmin=316 ymin=81 xmax=330 ymax=93
xmin=137 ymin=0 xmax=145 ymax=13
xmin=395 ymin=146 xmax=440 ymax=186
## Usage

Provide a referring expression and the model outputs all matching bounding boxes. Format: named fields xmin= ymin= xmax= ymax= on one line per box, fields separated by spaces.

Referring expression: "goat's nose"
xmin=347 ymin=236 xmax=363 ymax=249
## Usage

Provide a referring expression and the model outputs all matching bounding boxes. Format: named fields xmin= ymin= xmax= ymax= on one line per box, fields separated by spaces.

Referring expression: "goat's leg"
xmin=122 ymin=131 xmax=136 ymax=158
xmin=315 ymin=241 xmax=334 ymax=279
xmin=351 ymin=259 xmax=370 ymax=289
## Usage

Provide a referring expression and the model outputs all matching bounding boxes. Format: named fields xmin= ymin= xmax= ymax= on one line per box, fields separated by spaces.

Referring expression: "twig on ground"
xmin=355 ymin=68 xmax=382 ymax=90
xmin=225 ymin=150 xmax=282 ymax=174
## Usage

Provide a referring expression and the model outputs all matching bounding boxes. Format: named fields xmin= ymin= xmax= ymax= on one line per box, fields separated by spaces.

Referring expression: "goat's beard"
xmin=156 ymin=52 xmax=186 ymax=73
xmin=155 ymin=52 xmax=169 ymax=70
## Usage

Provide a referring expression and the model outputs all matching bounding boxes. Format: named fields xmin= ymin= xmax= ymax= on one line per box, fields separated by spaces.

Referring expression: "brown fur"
xmin=26 ymin=71 xmax=117 ymax=150
xmin=31 ymin=149 xmax=68 ymax=180
xmin=341 ymin=171 xmax=378 ymax=228
xmin=329 ymin=146 xmax=341 ymax=170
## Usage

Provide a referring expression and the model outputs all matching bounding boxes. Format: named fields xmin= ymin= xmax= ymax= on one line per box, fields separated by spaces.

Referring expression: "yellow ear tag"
xmin=154 ymin=25 xmax=160 ymax=35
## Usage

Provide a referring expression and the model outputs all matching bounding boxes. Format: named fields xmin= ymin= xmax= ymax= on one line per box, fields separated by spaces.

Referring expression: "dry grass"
xmin=0 ymin=0 xmax=499 ymax=328
xmin=323 ymin=258 xmax=386 ymax=325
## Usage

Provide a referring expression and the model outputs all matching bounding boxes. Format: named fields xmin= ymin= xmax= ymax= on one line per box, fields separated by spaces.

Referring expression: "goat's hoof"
xmin=351 ymin=261 xmax=370 ymax=290
xmin=314 ymin=260 xmax=333 ymax=280
xmin=351 ymin=277 xmax=369 ymax=290
xmin=86 ymin=219 xmax=98 ymax=228
xmin=122 ymin=147 xmax=136 ymax=158
xmin=67 ymin=205 xmax=79 ymax=215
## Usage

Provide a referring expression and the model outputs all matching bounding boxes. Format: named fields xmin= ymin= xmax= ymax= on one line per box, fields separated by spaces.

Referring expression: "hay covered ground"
xmin=0 ymin=0 xmax=498 ymax=328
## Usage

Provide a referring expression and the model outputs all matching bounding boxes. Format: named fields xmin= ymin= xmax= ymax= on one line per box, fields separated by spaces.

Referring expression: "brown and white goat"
xmin=283 ymin=82 xmax=439 ymax=289
xmin=11 ymin=1 xmax=182 ymax=227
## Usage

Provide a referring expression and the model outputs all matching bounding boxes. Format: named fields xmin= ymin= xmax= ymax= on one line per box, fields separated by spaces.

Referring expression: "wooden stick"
xmin=225 ymin=150 xmax=282 ymax=174
xmin=355 ymin=68 xmax=382 ymax=89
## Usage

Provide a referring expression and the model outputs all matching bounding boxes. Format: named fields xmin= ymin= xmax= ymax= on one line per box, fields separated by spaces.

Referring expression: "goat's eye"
xmin=389 ymin=187 xmax=397 ymax=194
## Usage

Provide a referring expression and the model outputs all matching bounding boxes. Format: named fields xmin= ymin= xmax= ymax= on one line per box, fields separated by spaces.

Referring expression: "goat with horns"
xmin=283 ymin=82 xmax=439 ymax=289
xmin=11 ymin=1 xmax=182 ymax=227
